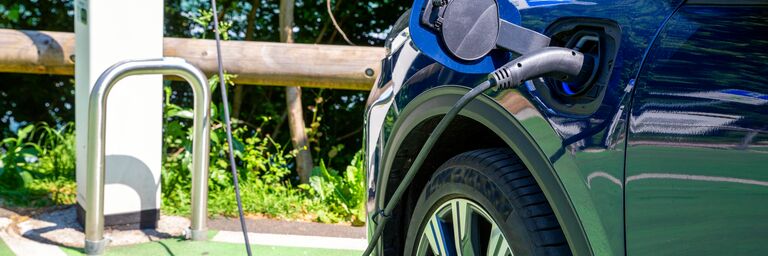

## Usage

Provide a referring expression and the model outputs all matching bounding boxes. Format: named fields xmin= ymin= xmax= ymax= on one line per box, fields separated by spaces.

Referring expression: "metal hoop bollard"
xmin=84 ymin=58 xmax=211 ymax=255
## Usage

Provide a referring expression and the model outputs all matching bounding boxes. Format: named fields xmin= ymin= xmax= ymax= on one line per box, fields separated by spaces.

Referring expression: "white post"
xmin=75 ymin=0 xmax=163 ymax=229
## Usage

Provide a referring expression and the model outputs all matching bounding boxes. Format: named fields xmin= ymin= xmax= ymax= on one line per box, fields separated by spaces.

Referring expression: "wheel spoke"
xmin=486 ymin=226 xmax=512 ymax=256
xmin=451 ymin=200 xmax=473 ymax=256
xmin=416 ymin=199 xmax=512 ymax=256
xmin=422 ymin=215 xmax=452 ymax=255
xmin=416 ymin=233 xmax=433 ymax=256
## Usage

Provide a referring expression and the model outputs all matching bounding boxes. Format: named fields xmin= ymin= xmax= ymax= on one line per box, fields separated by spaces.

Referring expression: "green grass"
xmin=0 ymin=237 xmax=14 ymax=256
xmin=59 ymin=238 xmax=362 ymax=256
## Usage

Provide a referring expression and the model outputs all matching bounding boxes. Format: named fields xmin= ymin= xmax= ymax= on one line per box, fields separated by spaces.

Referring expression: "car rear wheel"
xmin=404 ymin=148 xmax=571 ymax=256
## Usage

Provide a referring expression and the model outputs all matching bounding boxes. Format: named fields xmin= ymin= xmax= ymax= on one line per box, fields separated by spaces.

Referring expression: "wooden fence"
xmin=0 ymin=29 xmax=385 ymax=91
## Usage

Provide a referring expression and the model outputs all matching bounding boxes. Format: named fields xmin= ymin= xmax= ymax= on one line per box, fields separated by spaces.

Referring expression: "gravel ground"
xmin=0 ymin=205 xmax=365 ymax=249
xmin=3 ymin=206 xmax=188 ymax=248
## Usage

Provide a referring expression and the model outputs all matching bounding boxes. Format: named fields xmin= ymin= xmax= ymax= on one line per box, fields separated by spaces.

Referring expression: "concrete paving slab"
xmin=211 ymin=230 xmax=367 ymax=251
xmin=208 ymin=216 xmax=366 ymax=239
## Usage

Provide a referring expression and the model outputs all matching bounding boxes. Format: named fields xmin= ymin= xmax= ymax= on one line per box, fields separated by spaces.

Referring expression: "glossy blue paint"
xmin=366 ymin=0 xmax=689 ymax=255
xmin=626 ymin=5 xmax=768 ymax=255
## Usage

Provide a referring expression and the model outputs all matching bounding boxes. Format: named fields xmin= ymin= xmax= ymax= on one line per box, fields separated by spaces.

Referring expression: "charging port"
xmin=557 ymin=33 xmax=600 ymax=96
xmin=531 ymin=19 xmax=621 ymax=116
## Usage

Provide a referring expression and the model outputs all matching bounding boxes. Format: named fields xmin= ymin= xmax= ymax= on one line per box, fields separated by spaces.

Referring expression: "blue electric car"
xmin=364 ymin=0 xmax=768 ymax=255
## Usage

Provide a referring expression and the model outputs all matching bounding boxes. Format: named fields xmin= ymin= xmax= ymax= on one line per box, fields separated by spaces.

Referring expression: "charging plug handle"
xmin=491 ymin=47 xmax=591 ymax=89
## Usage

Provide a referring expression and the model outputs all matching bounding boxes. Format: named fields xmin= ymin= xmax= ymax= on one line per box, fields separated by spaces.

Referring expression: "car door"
xmin=626 ymin=2 xmax=768 ymax=255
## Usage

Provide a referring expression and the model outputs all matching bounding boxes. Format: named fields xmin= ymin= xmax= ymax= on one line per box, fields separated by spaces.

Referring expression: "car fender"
xmin=377 ymin=85 xmax=593 ymax=256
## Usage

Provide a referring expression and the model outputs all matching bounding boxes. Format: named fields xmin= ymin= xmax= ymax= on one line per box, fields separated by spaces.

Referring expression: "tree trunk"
xmin=280 ymin=0 xmax=313 ymax=183
xmin=233 ymin=0 xmax=260 ymax=118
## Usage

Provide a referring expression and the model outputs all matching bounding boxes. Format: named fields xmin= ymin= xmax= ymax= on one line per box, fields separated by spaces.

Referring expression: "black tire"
xmin=404 ymin=148 xmax=571 ymax=256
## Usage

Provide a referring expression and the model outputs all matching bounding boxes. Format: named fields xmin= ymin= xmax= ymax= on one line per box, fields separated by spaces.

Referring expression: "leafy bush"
xmin=305 ymin=150 xmax=366 ymax=225
xmin=159 ymin=76 xmax=365 ymax=224
xmin=0 ymin=124 xmax=37 ymax=189
xmin=0 ymin=77 xmax=367 ymax=224
xmin=0 ymin=123 xmax=77 ymax=206
xmin=154 ymin=9 xmax=367 ymax=224
xmin=0 ymin=112 xmax=366 ymax=224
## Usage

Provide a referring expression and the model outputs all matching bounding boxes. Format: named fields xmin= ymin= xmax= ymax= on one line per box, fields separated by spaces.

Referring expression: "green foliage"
xmin=0 ymin=1 xmax=73 ymax=30
xmin=0 ymin=123 xmax=76 ymax=206
xmin=162 ymin=0 xmax=410 ymax=44
xmin=158 ymin=108 xmax=366 ymax=223
xmin=305 ymin=150 xmax=366 ymax=225
xmin=0 ymin=107 xmax=365 ymax=223
xmin=0 ymin=124 xmax=38 ymax=189
xmin=187 ymin=8 xmax=233 ymax=40
xmin=159 ymin=64 xmax=364 ymax=223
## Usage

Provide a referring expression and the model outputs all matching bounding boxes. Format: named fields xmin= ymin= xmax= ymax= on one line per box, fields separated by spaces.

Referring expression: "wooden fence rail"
xmin=0 ymin=29 xmax=384 ymax=91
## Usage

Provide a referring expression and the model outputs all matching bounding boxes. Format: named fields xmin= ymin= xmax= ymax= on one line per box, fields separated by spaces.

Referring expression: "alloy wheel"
xmin=416 ymin=198 xmax=513 ymax=256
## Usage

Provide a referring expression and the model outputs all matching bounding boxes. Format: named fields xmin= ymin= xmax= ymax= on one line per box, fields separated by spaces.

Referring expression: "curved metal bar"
xmin=84 ymin=58 xmax=211 ymax=255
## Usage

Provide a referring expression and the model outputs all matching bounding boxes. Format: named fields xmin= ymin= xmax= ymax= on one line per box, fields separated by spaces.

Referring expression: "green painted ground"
xmin=57 ymin=239 xmax=362 ymax=256
xmin=0 ymin=237 xmax=13 ymax=256
xmin=0 ymin=229 xmax=361 ymax=256
xmin=1 ymin=228 xmax=361 ymax=256
xmin=59 ymin=239 xmax=362 ymax=256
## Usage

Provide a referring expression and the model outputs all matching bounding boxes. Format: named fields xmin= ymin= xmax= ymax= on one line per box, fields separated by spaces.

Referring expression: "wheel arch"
xmin=377 ymin=85 xmax=592 ymax=256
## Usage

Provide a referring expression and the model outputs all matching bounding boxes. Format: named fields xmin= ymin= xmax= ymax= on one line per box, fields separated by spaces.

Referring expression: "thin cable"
xmin=361 ymin=80 xmax=493 ymax=256
xmin=327 ymin=0 xmax=355 ymax=45
xmin=210 ymin=1 xmax=253 ymax=255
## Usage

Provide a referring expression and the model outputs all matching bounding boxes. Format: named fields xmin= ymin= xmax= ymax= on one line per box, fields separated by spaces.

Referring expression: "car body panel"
xmin=366 ymin=0 xmax=683 ymax=255
xmin=626 ymin=5 xmax=768 ymax=255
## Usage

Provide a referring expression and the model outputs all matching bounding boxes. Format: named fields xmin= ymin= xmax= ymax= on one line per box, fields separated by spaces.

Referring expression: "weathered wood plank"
xmin=0 ymin=30 xmax=76 ymax=75
xmin=0 ymin=29 xmax=384 ymax=90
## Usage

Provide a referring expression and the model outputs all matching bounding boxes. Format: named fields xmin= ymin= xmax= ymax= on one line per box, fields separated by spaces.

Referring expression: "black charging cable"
xmin=210 ymin=1 xmax=253 ymax=255
xmin=361 ymin=47 xmax=590 ymax=256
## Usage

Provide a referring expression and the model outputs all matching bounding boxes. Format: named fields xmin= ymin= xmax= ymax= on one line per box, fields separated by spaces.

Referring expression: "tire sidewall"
xmin=404 ymin=164 xmax=537 ymax=256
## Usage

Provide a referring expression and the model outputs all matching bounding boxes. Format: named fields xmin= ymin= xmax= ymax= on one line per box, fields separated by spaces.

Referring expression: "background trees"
xmin=0 ymin=0 xmax=409 ymax=174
